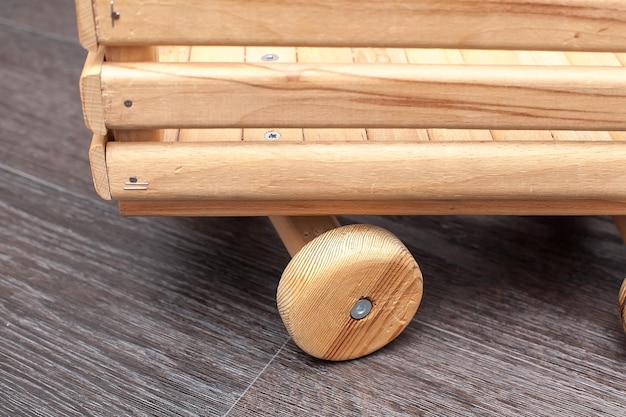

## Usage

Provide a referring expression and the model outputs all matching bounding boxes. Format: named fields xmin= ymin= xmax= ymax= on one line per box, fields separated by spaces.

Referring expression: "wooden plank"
xmin=105 ymin=46 xmax=157 ymax=62
xmin=104 ymin=46 xmax=161 ymax=142
xmin=298 ymin=47 xmax=366 ymax=142
xmin=105 ymin=141 xmax=626 ymax=202
xmin=154 ymin=47 xmax=192 ymax=142
xmin=405 ymin=48 xmax=491 ymax=141
xmin=353 ymin=48 xmax=428 ymax=142
xmin=179 ymin=46 xmax=245 ymax=142
xmin=100 ymin=62 xmax=626 ymax=131
xmin=74 ymin=0 xmax=97 ymax=51
xmin=119 ymin=199 xmax=626 ymax=217
xmin=79 ymin=46 xmax=106 ymax=135
xmin=564 ymin=51 xmax=626 ymax=141
xmin=518 ymin=50 xmax=615 ymax=141
xmin=460 ymin=50 xmax=552 ymax=141
xmin=91 ymin=0 xmax=626 ymax=51
xmin=244 ymin=47 xmax=303 ymax=142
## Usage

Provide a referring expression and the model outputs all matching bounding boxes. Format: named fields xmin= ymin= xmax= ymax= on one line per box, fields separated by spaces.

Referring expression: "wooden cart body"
xmin=76 ymin=0 xmax=626 ymax=360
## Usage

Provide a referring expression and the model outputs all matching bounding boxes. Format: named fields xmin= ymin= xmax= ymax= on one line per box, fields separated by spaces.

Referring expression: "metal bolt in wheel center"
xmin=350 ymin=298 xmax=372 ymax=320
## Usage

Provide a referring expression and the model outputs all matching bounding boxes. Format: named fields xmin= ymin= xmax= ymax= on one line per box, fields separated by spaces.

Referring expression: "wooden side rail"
xmin=104 ymin=141 xmax=626 ymax=202
xmin=97 ymin=62 xmax=626 ymax=131
xmin=77 ymin=0 xmax=626 ymax=52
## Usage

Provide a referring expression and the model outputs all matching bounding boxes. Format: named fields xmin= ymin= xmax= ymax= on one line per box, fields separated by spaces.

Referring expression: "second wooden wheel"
xmin=276 ymin=224 xmax=423 ymax=361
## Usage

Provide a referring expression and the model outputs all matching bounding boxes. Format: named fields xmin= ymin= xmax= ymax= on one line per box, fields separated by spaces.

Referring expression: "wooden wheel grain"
xmin=618 ymin=280 xmax=626 ymax=332
xmin=276 ymin=224 xmax=423 ymax=361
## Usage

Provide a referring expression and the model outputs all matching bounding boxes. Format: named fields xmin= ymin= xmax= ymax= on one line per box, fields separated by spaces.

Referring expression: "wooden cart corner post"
xmin=76 ymin=0 xmax=626 ymax=359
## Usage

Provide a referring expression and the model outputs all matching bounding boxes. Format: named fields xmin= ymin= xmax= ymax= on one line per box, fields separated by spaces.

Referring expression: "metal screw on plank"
xmin=110 ymin=1 xmax=121 ymax=27
xmin=124 ymin=100 xmax=133 ymax=108
xmin=264 ymin=131 xmax=281 ymax=140
xmin=261 ymin=54 xmax=279 ymax=62
xmin=350 ymin=298 xmax=373 ymax=320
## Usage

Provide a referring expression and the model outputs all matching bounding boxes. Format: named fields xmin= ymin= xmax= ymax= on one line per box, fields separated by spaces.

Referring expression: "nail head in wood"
xmin=261 ymin=54 xmax=279 ymax=61
xmin=264 ymin=131 xmax=281 ymax=140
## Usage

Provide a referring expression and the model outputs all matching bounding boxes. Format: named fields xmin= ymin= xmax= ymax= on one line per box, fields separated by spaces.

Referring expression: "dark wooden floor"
xmin=2 ymin=1 xmax=626 ymax=415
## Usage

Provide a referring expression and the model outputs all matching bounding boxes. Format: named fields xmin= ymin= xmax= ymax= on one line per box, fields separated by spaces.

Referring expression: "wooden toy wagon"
xmin=76 ymin=0 xmax=626 ymax=360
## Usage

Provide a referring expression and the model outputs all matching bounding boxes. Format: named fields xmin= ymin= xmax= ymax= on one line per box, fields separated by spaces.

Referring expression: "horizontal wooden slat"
xmin=101 ymin=62 xmax=626 ymax=131
xmin=91 ymin=0 xmax=626 ymax=51
xmin=105 ymin=141 xmax=626 ymax=202
xmin=118 ymin=199 xmax=626 ymax=217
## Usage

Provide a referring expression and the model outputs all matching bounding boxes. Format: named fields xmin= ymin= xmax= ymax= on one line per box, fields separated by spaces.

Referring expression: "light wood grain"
xmin=405 ymin=47 xmax=493 ymax=141
xmin=105 ymin=46 xmax=161 ymax=142
xmin=244 ymin=47 xmax=303 ymax=142
xmin=89 ymin=0 xmax=626 ymax=51
xmin=460 ymin=49 xmax=552 ymax=141
xmin=178 ymin=46 xmax=245 ymax=142
xmin=100 ymin=61 xmax=626 ymax=130
xmin=298 ymin=47 xmax=366 ymax=142
xmin=353 ymin=48 xmax=429 ymax=142
xmin=79 ymin=46 xmax=106 ymax=135
xmin=105 ymin=141 xmax=626 ymax=203
xmin=269 ymin=216 xmax=340 ymax=257
xmin=74 ymin=0 xmax=97 ymax=50
xmin=88 ymin=134 xmax=111 ymax=200
xmin=277 ymin=224 xmax=423 ymax=360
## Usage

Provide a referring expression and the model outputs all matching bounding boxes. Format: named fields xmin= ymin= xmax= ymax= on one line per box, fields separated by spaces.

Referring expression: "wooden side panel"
xmin=91 ymin=0 xmax=626 ymax=51
xmin=105 ymin=141 xmax=626 ymax=202
xmin=100 ymin=62 xmax=626 ymax=131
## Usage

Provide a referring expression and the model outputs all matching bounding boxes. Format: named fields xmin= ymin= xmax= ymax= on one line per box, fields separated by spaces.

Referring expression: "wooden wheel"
xmin=618 ymin=279 xmax=626 ymax=332
xmin=276 ymin=224 xmax=423 ymax=361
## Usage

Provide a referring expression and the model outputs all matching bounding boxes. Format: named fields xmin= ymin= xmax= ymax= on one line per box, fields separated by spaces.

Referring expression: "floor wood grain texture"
xmin=1 ymin=1 xmax=626 ymax=415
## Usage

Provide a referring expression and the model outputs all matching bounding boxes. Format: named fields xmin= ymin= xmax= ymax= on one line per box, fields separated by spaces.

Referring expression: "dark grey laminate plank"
xmin=0 ymin=0 xmax=80 ymax=42
xmin=229 ymin=215 xmax=626 ymax=416
xmin=0 ymin=21 xmax=93 ymax=197
xmin=0 ymin=166 xmax=290 ymax=416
